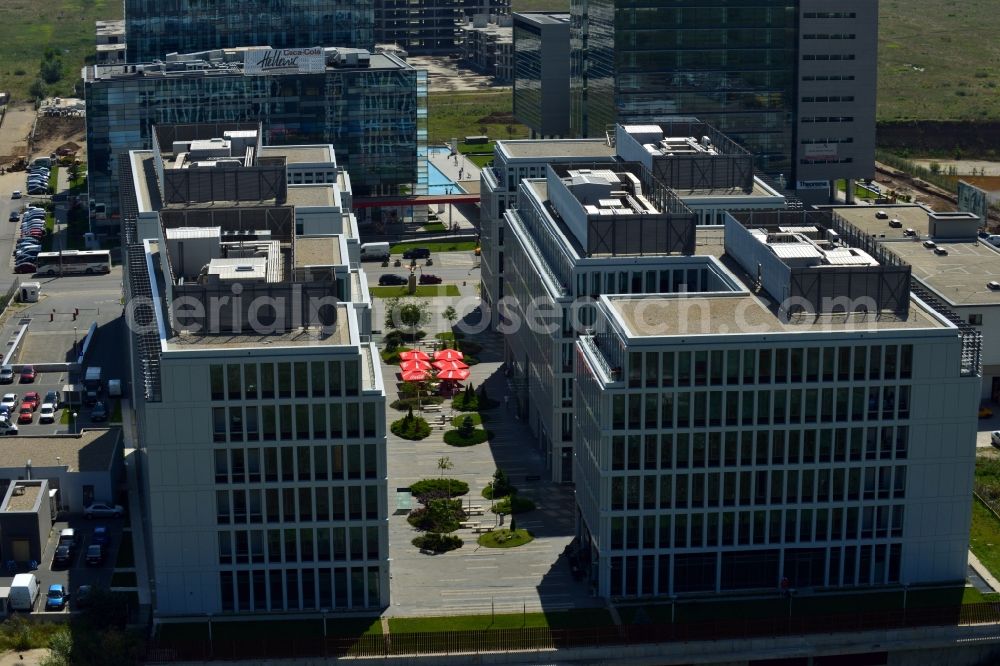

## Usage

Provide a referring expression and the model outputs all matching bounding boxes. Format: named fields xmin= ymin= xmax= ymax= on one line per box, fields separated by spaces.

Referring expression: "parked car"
xmin=19 ymin=365 xmax=36 ymax=383
xmin=418 ymin=274 xmax=442 ymax=285
xmin=1 ymin=393 xmax=17 ymax=409
xmin=85 ymin=502 xmax=124 ymax=519
xmin=74 ymin=585 xmax=94 ymax=609
xmin=17 ymin=404 xmax=32 ymax=424
xmin=22 ymin=392 xmax=39 ymax=410
xmin=875 ymin=210 xmax=888 ymax=219
xmin=402 ymin=247 xmax=431 ymax=259
xmin=92 ymin=525 xmax=110 ymax=543
xmin=53 ymin=544 xmax=72 ymax=567
xmin=888 ymin=219 xmax=903 ymax=228
xmin=44 ymin=390 xmax=59 ymax=409
xmin=11 ymin=191 xmax=21 ymax=199
xmin=38 ymin=404 xmax=55 ymax=424
xmin=45 ymin=585 xmax=68 ymax=611
xmin=378 ymin=274 xmax=407 ymax=286
xmin=0 ymin=366 xmax=13 ymax=384
xmin=85 ymin=545 xmax=103 ymax=565
xmin=992 ymin=431 xmax=1000 ymax=448
xmin=8 ymin=212 xmax=17 ymax=222
xmin=91 ymin=401 xmax=108 ymax=422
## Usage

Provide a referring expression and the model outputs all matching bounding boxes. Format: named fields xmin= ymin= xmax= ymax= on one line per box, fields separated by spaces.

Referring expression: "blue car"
xmin=45 ymin=584 xmax=68 ymax=611
xmin=92 ymin=525 xmax=109 ymax=545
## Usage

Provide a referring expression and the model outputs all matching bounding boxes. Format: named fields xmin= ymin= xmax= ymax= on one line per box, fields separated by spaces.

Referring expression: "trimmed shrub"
xmin=451 ymin=412 xmax=484 ymax=427
xmin=391 ymin=414 xmax=431 ymax=440
xmin=444 ymin=428 xmax=491 ymax=446
xmin=492 ymin=495 xmax=536 ymax=515
xmin=409 ymin=478 xmax=470 ymax=501
xmin=412 ymin=533 xmax=463 ymax=553
xmin=408 ymin=498 xmax=465 ymax=532
xmin=390 ymin=396 xmax=444 ymax=411
xmin=482 ymin=467 xmax=515 ymax=499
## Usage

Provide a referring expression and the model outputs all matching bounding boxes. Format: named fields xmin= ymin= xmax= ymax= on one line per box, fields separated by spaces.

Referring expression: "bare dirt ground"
xmin=0 ymin=103 xmax=85 ymax=168
xmin=0 ymin=649 xmax=47 ymax=665
xmin=874 ymin=162 xmax=958 ymax=213
xmin=409 ymin=55 xmax=507 ymax=93
xmin=0 ymin=103 xmax=35 ymax=161
xmin=32 ymin=116 xmax=86 ymax=160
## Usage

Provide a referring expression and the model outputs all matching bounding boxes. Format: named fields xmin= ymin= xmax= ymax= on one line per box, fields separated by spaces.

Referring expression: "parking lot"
xmin=0 ymin=514 xmax=127 ymax=614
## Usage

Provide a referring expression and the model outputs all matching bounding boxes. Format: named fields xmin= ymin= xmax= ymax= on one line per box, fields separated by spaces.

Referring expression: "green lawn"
xmin=370 ymin=285 xmax=460 ymax=298
xmin=427 ymin=90 xmax=529 ymax=145
xmin=478 ymin=528 xmax=534 ymax=548
xmin=388 ymin=609 xmax=612 ymax=633
xmin=422 ymin=221 xmax=446 ymax=233
xmin=390 ymin=241 xmax=478 ymax=254
xmin=464 ymin=154 xmax=494 ymax=169
xmin=970 ymin=498 xmax=1000 ymax=581
xmin=47 ymin=166 xmax=59 ymax=194
xmin=110 ymin=399 xmax=122 ymax=423
xmin=68 ymin=164 xmax=86 ymax=193
xmin=0 ymin=0 xmax=123 ymax=103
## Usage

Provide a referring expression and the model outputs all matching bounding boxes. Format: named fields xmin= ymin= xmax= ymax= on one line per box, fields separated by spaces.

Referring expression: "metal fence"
xmin=145 ymin=602 xmax=1000 ymax=662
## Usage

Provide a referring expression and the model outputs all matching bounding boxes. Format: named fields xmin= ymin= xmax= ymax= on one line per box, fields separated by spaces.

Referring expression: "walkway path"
xmin=381 ymin=323 xmax=600 ymax=617
xmin=967 ymin=550 xmax=1000 ymax=593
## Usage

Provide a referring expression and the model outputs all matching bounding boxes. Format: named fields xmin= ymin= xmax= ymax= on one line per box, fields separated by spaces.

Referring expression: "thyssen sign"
xmin=244 ymin=47 xmax=325 ymax=75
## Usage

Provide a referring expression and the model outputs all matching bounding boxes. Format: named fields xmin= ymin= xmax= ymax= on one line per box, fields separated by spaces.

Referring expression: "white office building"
xmin=121 ymin=124 xmax=387 ymax=616
xmin=572 ymin=211 xmax=981 ymax=598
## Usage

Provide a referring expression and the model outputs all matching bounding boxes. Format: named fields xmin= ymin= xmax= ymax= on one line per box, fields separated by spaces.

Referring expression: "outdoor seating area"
xmin=397 ymin=348 xmax=472 ymax=406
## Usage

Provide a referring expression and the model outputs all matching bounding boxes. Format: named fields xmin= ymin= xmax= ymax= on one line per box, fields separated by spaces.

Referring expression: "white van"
xmin=986 ymin=235 xmax=1000 ymax=247
xmin=359 ymin=242 xmax=390 ymax=261
xmin=107 ymin=379 xmax=122 ymax=398
xmin=9 ymin=574 xmax=38 ymax=611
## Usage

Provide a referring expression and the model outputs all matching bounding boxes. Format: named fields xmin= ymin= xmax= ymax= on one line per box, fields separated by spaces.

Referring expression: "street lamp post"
xmin=670 ymin=594 xmax=678 ymax=624
xmin=71 ymin=412 xmax=77 ymax=435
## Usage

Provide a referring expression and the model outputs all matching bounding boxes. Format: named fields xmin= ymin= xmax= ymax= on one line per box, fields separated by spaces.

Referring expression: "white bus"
xmin=35 ymin=250 xmax=112 ymax=276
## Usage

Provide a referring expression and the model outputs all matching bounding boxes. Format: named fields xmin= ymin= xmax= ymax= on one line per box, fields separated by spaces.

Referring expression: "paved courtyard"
xmin=381 ymin=323 xmax=601 ymax=617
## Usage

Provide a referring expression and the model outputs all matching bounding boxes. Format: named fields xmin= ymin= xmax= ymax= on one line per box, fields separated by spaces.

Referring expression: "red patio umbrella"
xmin=400 ymin=359 xmax=432 ymax=371
xmin=434 ymin=349 xmax=464 ymax=362
xmin=437 ymin=368 xmax=471 ymax=381
xmin=432 ymin=359 xmax=469 ymax=371
xmin=399 ymin=350 xmax=431 ymax=361
xmin=401 ymin=369 xmax=430 ymax=382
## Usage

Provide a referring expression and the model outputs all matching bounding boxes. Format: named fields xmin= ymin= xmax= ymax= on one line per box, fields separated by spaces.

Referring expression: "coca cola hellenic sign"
xmin=244 ymin=47 xmax=325 ymax=75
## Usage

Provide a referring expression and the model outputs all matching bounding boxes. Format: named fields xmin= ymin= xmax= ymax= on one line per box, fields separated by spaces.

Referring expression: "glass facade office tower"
xmin=569 ymin=1 xmax=878 ymax=187
xmin=571 ymin=1 xmax=797 ymax=173
xmin=513 ymin=13 xmax=571 ymax=139
xmin=124 ymin=0 xmax=375 ymax=62
xmin=84 ymin=52 xmax=425 ymax=224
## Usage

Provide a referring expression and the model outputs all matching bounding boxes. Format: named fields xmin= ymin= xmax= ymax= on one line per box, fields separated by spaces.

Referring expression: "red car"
xmin=21 ymin=392 xmax=39 ymax=411
xmin=418 ymin=274 xmax=443 ymax=285
xmin=17 ymin=404 xmax=32 ymax=424
xmin=19 ymin=366 xmax=35 ymax=383
xmin=13 ymin=263 xmax=36 ymax=274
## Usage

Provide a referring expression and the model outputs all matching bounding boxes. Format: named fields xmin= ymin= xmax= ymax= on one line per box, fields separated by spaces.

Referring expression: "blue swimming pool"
xmin=426 ymin=147 xmax=464 ymax=195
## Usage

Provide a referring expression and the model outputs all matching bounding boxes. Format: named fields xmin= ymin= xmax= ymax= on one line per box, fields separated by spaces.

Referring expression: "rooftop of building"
xmin=674 ymin=177 xmax=784 ymax=200
xmin=0 ymin=429 xmax=121 ymax=474
xmin=498 ymin=138 xmax=615 ymax=162
xmin=607 ymin=290 xmax=951 ymax=339
xmin=878 ymin=238 xmax=1000 ymax=307
xmin=286 ymin=185 xmax=338 ymax=208
xmin=95 ymin=19 xmax=125 ymax=35
xmin=295 ymin=236 xmax=344 ymax=268
xmin=259 ymin=145 xmax=336 ymax=166
xmin=86 ymin=47 xmax=411 ymax=81
xmin=3 ymin=481 xmax=43 ymax=513
xmin=826 ymin=204 xmax=939 ymax=240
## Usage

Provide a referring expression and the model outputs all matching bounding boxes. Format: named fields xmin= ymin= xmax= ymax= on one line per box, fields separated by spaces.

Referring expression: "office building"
xmin=95 ymin=19 xmax=125 ymax=66
xmin=573 ymin=209 xmax=980 ymax=598
xmin=84 ymin=47 xmax=425 ymax=226
xmin=459 ymin=16 xmax=512 ymax=83
xmin=567 ymin=1 xmax=878 ymax=197
xmin=481 ymin=121 xmax=784 ymax=337
xmin=121 ymin=125 xmax=386 ymax=616
xmin=124 ymin=0 xmax=374 ymax=63
xmin=375 ymin=0 xmax=464 ymax=53
xmin=512 ymin=13 xmax=571 ymax=139
xmin=827 ymin=203 xmax=1000 ymax=400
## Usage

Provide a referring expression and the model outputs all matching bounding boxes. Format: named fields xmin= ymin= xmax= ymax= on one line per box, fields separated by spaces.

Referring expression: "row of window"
xmin=609 ymin=465 xmax=905 ymax=512
xmin=219 ymin=566 xmax=381 ymax=612
xmin=607 ymin=544 xmax=900 ymax=597
xmin=801 ymin=116 xmax=855 ymax=123
xmin=802 ymin=33 xmax=856 ymax=40
xmin=801 ymin=74 xmax=855 ymax=82
xmin=801 ymin=137 xmax=854 ymax=144
xmin=802 ymin=54 xmax=857 ymax=61
xmin=803 ymin=12 xmax=857 ymax=19
xmin=215 ymin=484 xmax=380 ymax=525
xmin=611 ymin=386 xmax=911 ymax=430
xmin=210 ymin=360 xmax=361 ymax=401
xmin=609 ymin=504 xmax=904 ymax=551
xmin=801 ymin=157 xmax=855 ymax=165
xmin=625 ymin=345 xmax=914 ymax=388
xmin=214 ymin=444 xmax=379 ymax=484
xmin=801 ymin=96 xmax=855 ymax=103
xmin=610 ymin=427 xmax=909 ymax=472
xmin=212 ymin=402 xmax=379 ymax=443
xmin=218 ymin=526 xmax=380 ymax=565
